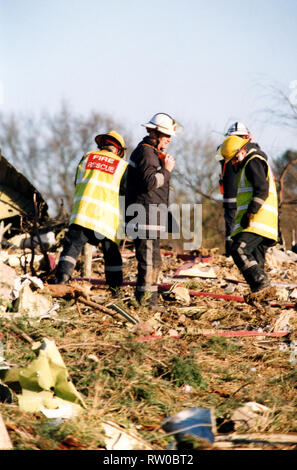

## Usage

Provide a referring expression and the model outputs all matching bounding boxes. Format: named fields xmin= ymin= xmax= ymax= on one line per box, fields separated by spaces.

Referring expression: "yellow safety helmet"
xmin=220 ymin=136 xmax=250 ymax=162
xmin=95 ymin=130 xmax=126 ymax=157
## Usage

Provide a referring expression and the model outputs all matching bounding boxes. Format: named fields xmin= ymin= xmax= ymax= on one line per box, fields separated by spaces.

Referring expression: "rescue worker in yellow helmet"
xmin=220 ymin=135 xmax=278 ymax=294
xmin=215 ymin=122 xmax=253 ymax=256
xmin=55 ymin=131 xmax=128 ymax=291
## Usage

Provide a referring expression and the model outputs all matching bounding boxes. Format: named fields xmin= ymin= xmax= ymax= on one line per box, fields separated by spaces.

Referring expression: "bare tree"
xmin=0 ymin=103 xmax=132 ymax=216
xmin=273 ymin=150 xmax=297 ymax=248
xmin=259 ymin=82 xmax=297 ymax=248
xmin=170 ymin=127 xmax=220 ymax=203
xmin=170 ymin=128 xmax=225 ymax=249
xmin=261 ymin=82 xmax=297 ymax=131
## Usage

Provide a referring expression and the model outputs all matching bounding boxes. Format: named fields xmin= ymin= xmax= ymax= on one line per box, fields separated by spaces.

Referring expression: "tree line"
xmin=0 ymin=98 xmax=296 ymax=251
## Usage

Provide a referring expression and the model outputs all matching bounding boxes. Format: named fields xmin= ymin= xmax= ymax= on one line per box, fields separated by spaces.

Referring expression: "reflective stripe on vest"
xmin=70 ymin=150 xmax=128 ymax=244
xmin=232 ymin=154 xmax=278 ymax=241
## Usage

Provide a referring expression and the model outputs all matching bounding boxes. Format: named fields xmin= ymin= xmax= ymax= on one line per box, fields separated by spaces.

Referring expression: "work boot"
xmin=242 ymin=265 xmax=269 ymax=293
xmin=54 ymin=273 xmax=71 ymax=284
xmin=109 ymin=286 xmax=122 ymax=298
xmin=146 ymin=292 xmax=159 ymax=309
xmin=224 ymin=239 xmax=233 ymax=257
xmin=251 ymin=277 xmax=271 ymax=293
xmin=135 ymin=290 xmax=159 ymax=311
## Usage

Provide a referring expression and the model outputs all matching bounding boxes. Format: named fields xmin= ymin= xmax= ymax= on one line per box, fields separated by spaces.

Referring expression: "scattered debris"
xmin=215 ymin=432 xmax=297 ymax=449
xmin=46 ymin=281 xmax=93 ymax=300
xmin=230 ymin=402 xmax=272 ymax=432
xmin=289 ymin=340 xmax=297 ymax=365
xmin=162 ymin=407 xmax=216 ymax=448
xmin=101 ymin=420 xmax=152 ymax=450
xmin=273 ymin=310 xmax=297 ymax=332
xmin=0 ymin=413 xmax=13 ymax=450
xmin=78 ymin=297 xmax=139 ymax=324
xmin=266 ymin=246 xmax=297 ymax=265
xmin=0 ymin=239 xmax=297 ymax=450
xmin=174 ymin=263 xmax=217 ymax=279
xmin=162 ymin=282 xmax=191 ymax=305
xmin=3 ymin=338 xmax=86 ymax=415
xmin=0 ymin=261 xmax=17 ymax=309
xmin=275 ymin=287 xmax=289 ymax=301
xmin=105 ymin=302 xmax=139 ymax=324
xmin=290 ymin=288 xmax=297 ymax=299
xmin=11 ymin=276 xmax=53 ymax=318
xmin=203 ymin=331 xmax=289 ymax=338
xmin=9 ymin=231 xmax=56 ymax=251
xmin=0 ymin=384 xmax=12 ymax=404
xmin=0 ymin=151 xmax=48 ymax=229
xmin=0 ymin=340 xmax=10 ymax=372
xmin=0 ymin=251 xmax=44 ymax=268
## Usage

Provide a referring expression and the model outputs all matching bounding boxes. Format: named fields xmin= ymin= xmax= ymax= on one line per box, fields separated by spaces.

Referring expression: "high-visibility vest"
xmin=232 ymin=154 xmax=278 ymax=241
xmin=70 ymin=149 xmax=128 ymax=244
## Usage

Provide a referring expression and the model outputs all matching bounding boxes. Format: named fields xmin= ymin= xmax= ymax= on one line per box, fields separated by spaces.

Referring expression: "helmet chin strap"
xmin=148 ymin=129 xmax=160 ymax=148
xmin=156 ymin=131 xmax=163 ymax=150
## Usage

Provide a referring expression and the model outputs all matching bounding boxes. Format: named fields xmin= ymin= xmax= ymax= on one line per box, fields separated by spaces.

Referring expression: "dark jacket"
xmin=219 ymin=158 xmax=239 ymax=240
xmin=221 ymin=160 xmax=238 ymax=210
xmin=239 ymin=143 xmax=269 ymax=215
xmin=125 ymin=136 xmax=171 ymax=207
xmin=125 ymin=136 xmax=173 ymax=236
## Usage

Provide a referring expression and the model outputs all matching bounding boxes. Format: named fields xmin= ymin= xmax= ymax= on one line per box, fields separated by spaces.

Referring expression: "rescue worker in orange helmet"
xmin=55 ymin=131 xmax=128 ymax=292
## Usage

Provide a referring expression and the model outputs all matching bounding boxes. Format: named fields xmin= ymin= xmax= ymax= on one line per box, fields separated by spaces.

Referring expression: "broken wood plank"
xmin=215 ymin=432 xmax=297 ymax=445
xmin=82 ymin=243 xmax=93 ymax=278
xmin=46 ymin=282 xmax=92 ymax=299
xmin=204 ymin=331 xmax=289 ymax=338
xmin=4 ymin=322 xmax=35 ymax=344
xmin=77 ymin=297 xmax=138 ymax=324
xmin=0 ymin=221 xmax=12 ymax=246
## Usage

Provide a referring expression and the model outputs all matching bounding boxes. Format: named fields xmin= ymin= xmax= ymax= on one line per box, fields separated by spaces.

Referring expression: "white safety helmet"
xmin=225 ymin=121 xmax=250 ymax=136
xmin=142 ymin=113 xmax=178 ymax=137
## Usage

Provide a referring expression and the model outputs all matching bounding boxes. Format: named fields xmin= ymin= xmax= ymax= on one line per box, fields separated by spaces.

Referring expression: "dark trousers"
xmin=134 ymin=238 xmax=162 ymax=301
xmin=230 ymin=232 xmax=273 ymax=291
xmin=56 ymin=224 xmax=123 ymax=287
xmin=224 ymin=207 xmax=236 ymax=256
xmin=224 ymin=208 xmax=236 ymax=239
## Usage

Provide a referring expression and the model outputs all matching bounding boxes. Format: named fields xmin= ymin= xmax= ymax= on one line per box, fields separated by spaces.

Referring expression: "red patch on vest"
xmin=86 ymin=153 xmax=119 ymax=174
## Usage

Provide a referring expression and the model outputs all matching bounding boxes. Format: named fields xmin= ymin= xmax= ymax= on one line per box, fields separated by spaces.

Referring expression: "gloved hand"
xmin=240 ymin=212 xmax=252 ymax=229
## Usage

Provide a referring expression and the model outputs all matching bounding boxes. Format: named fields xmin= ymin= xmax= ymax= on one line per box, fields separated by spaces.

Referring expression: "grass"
xmin=159 ymin=356 xmax=209 ymax=390
xmin=202 ymin=336 xmax=241 ymax=354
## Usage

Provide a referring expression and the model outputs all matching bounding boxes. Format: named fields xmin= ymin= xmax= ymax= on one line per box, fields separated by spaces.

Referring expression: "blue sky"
xmin=1 ymin=0 xmax=297 ymax=159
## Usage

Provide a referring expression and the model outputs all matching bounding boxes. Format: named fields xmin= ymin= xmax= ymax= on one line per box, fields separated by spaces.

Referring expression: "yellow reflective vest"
xmin=232 ymin=154 xmax=278 ymax=241
xmin=70 ymin=149 xmax=128 ymax=244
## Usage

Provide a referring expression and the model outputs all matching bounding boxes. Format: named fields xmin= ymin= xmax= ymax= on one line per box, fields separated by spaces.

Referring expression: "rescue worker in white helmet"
xmin=220 ymin=135 xmax=278 ymax=294
xmin=215 ymin=122 xmax=255 ymax=256
xmin=55 ymin=131 xmax=128 ymax=292
xmin=125 ymin=113 xmax=181 ymax=308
